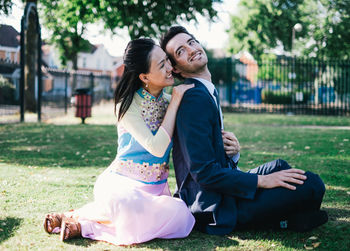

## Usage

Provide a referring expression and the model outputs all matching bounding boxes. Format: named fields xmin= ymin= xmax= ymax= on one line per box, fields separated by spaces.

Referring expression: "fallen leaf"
xmin=313 ymin=242 xmax=321 ymax=248
xmin=304 ymin=244 xmax=314 ymax=250
xmin=304 ymin=236 xmax=321 ymax=250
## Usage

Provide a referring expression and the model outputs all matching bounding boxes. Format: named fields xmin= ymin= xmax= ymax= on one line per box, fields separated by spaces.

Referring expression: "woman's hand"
xmin=160 ymin=84 xmax=194 ymax=141
xmin=171 ymin=84 xmax=195 ymax=106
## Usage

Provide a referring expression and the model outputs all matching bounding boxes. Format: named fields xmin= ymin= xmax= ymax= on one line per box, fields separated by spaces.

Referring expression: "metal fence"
xmin=210 ymin=57 xmax=350 ymax=116
xmin=2 ymin=56 xmax=350 ymax=122
xmin=0 ymin=60 xmax=113 ymax=123
xmin=0 ymin=59 xmax=20 ymax=122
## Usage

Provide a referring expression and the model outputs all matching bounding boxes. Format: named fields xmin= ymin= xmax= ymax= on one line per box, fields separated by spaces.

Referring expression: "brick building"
xmin=0 ymin=24 xmax=20 ymax=63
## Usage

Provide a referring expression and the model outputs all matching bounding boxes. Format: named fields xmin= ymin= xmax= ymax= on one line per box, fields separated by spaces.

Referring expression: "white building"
xmin=72 ymin=44 xmax=117 ymax=75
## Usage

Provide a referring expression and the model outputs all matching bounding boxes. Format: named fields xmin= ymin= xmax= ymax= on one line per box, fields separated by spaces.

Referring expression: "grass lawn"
xmin=0 ymin=110 xmax=349 ymax=250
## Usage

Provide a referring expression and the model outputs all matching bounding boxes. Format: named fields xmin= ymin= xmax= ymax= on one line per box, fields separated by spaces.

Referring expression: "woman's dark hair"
xmin=114 ymin=38 xmax=155 ymax=121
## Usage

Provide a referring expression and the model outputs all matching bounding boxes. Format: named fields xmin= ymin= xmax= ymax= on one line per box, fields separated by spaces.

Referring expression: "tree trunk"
xmin=24 ymin=0 xmax=38 ymax=112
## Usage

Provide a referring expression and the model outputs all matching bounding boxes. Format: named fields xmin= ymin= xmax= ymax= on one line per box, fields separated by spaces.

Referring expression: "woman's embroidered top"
xmin=109 ymin=88 xmax=172 ymax=184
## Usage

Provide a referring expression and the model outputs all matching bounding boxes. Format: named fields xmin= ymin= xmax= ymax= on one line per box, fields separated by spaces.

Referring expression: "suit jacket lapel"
xmin=184 ymin=78 xmax=222 ymax=127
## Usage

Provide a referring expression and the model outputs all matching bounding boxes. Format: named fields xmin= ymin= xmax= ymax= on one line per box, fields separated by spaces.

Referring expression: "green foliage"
xmin=0 ymin=75 xmax=16 ymax=105
xmin=0 ymin=74 xmax=12 ymax=88
xmin=0 ymin=0 xmax=13 ymax=15
xmin=257 ymin=54 xmax=279 ymax=81
xmin=304 ymin=0 xmax=350 ymax=59
xmin=97 ymin=0 xmax=221 ymax=39
xmin=39 ymin=0 xmax=97 ymax=68
xmin=227 ymin=0 xmax=350 ymax=60
xmin=261 ymin=90 xmax=311 ymax=104
xmin=227 ymin=0 xmax=311 ymax=59
xmin=261 ymin=90 xmax=293 ymax=104
xmin=208 ymin=57 xmax=234 ymax=85
xmin=38 ymin=0 xmax=221 ymax=67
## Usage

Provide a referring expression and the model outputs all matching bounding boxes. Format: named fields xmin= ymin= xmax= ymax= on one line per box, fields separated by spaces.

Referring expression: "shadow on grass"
xmin=61 ymin=238 xmax=94 ymax=248
xmin=43 ymin=230 xmax=239 ymax=250
xmin=229 ymin=206 xmax=350 ymax=250
xmin=0 ymin=123 xmax=117 ymax=169
xmin=0 ymin=217 xmax=23 ymax=244
xmin=138 ymin=231 xmax=239 ymax=251
xmin=231 ymin=229 xmax=309 ymax=250
xmin=324 ymin=207 xmax=350 ymax=223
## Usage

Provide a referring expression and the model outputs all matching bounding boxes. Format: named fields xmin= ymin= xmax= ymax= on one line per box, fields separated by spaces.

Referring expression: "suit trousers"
xmin=235 ymin=159 xmax=325 ymax=229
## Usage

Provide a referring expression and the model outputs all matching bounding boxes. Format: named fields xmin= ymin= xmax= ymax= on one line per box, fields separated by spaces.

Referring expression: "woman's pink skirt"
xmin=70 ymin=169 xmax=195 ymax=246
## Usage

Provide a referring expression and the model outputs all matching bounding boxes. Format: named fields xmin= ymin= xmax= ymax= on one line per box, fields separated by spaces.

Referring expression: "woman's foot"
xmin=43 ymin=213 xmax=64 ymax=234
xmin=60 ymin=217 xmax=82 ymax=241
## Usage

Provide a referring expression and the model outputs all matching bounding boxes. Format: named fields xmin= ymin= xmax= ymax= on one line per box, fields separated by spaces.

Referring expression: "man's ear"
xmin=139 ymin=73 xmax=149 ymax=85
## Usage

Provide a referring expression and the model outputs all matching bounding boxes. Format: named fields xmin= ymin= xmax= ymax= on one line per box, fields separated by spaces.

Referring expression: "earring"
xmin=145 ymin=84 xmax=148 ymax=88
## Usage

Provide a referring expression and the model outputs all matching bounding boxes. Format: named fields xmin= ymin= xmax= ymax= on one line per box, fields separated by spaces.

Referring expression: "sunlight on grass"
xmin=1 ymin=109 xmax=349 ymax=250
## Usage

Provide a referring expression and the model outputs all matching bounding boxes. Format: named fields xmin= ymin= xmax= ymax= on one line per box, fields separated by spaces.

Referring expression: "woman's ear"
xmin=172 ymin=66 xmax=180 ymax=74
xmin=139 ymin=73 xmax=149 ymax=85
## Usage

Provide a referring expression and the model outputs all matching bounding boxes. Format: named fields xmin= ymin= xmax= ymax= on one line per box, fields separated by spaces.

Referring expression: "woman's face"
xmin=141 ymin=46 xmax=174 ymax=90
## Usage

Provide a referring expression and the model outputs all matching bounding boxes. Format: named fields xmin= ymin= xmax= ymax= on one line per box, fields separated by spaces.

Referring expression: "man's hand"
xmin=222 ymin=130 xmax=240 ymax=157
xmin=257 ymin=169 xmax=307 ymax=190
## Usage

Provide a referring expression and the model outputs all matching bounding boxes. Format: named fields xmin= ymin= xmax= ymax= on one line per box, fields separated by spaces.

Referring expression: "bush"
xmin=0 ymin=75 xmax=16 ymax=105
xmin=261 ymin=90 xmax=292 ymax=104
xmin=261 ymin=90 xmax=311 ymax=105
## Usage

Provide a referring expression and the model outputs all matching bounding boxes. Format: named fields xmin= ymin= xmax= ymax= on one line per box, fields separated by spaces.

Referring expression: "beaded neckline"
xmin=136 ymin=88 xmax=164 ymax=101
xmin=136 ymin=88 xmax=169 ymax=132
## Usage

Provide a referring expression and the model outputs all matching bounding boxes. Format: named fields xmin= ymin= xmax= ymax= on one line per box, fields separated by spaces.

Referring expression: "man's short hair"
xmin=160 ymin=26 xmax=196 ymax=79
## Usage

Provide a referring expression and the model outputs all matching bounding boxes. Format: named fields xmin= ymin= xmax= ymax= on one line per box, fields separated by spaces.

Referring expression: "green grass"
xmin=223 ymin=113 xmax=350 ymax=127
xmin=0 ymin=112 xmax=349 ymax=250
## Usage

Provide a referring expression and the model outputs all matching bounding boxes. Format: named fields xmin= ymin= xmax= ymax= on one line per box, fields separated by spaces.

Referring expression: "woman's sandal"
xmin=43 ymin=213 xmax=64 ymax=234
xmin=60 ymin=217 xmax=82 ymax=241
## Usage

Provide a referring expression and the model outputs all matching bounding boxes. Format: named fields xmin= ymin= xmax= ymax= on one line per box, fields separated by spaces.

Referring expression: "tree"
xmin=227 ymin=0 xmax=350 ymax=60
xmin=305 ymin=0 xmax=350 ymax=59
xmin=39 ymin=0 xmax=221 ymax=68
xmin=39 ymin=0 xmax=99 ymax=92
xmin=0 ymin=0 xmax=13 ymax=15
xmin=97 ymin=0 xmax=221 ymax=39
xmin=40 ymin=0 xmax=96 ymax=70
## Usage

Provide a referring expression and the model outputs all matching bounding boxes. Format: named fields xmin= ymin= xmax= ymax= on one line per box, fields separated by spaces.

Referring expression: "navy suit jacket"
xmin=172 ymin=78 xmax=258 ymax=235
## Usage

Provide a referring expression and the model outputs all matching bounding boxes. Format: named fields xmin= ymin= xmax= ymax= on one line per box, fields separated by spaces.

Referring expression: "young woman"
xmin=43 ymin=38 xmax=195 ymax=246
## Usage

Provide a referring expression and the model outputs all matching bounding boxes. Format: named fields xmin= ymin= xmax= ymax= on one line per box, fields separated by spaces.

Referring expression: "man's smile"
xmin=189 ymin=51 xmax=202 ymax=62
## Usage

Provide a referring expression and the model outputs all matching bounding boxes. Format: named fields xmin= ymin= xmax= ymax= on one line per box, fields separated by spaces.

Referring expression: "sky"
xmin=0 ymin=0 xmax=239 ymax=57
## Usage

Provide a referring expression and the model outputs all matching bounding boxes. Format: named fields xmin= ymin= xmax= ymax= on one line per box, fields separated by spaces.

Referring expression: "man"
xmin=160 ymin=26 xmax=328 ymax=235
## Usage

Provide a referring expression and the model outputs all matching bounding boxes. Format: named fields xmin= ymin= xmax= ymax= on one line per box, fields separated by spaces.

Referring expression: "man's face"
xmin=165 ymin=33 xmax=208 ymax=77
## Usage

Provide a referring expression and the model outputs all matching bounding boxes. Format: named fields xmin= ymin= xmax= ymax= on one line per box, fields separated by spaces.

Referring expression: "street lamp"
xmin=291 ymin=23 xmax=302 ymax=107
xmin=291 ymin=23 xmax=302 ymax=55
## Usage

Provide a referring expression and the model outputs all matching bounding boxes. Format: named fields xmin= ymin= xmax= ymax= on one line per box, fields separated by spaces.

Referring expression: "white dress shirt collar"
xmin=193 ymin=77 xmax=215 ymax=96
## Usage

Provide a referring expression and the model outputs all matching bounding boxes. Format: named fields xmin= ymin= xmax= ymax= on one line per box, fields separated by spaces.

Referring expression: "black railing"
xmin=41 ymin=68 xmax=113 ymax=114
xmin=209 ymin=57 xmax=350 ymax=116
xmin=1 ymin=56 xmax=350 ymax=122
xmin=0 ymin=64 xmax=114 ymax=122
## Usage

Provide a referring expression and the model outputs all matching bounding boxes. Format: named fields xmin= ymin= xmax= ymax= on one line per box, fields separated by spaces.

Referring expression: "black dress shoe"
xmin=281 ymin=210 xmax=328 ymax=232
